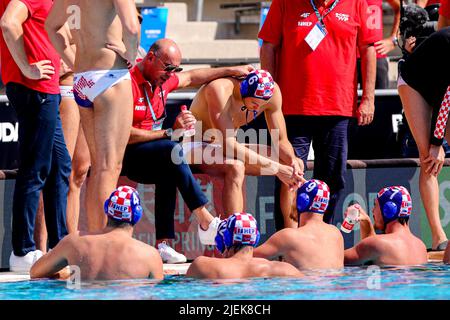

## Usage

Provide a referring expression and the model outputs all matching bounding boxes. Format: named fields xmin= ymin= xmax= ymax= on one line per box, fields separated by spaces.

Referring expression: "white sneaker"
xmin=9 ymin=250 xmax=44 ymax=273
xmin=158 ymin=242 xmax=187 ymax=264
xmin=198 ymin=217 xmax=221 ymax=245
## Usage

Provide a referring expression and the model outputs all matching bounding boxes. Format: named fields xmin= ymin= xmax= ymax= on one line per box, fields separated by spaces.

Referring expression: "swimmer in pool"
xmin=344 ymin=186 xmax=428 ymax=266
xmin=186 ymin=213 xmax=303 ymax=279
xmin=253 ymin=179 xmax=344 ymax=270
xmin=30 ymin=186 xmax=163 ymax=281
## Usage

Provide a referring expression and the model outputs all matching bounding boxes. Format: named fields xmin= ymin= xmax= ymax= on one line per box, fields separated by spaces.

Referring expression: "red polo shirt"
xmin=441 ymin=0 xmax=450 ymax=19
xmin=0 ymin=0 xmax=60 ymax=94
xmin=130 ymin=65 xmax=179 ymax=130
xmin=258 ymin=0 xmax=377 ymax=117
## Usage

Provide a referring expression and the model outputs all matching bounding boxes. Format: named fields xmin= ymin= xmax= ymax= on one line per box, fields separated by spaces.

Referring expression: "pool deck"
xmin=0 ymin=263 xmax=191 ymax=283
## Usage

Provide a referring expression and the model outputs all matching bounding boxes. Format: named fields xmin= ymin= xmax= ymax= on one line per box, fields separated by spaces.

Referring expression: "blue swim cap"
xmin=240 ymin=69 xmax=275 ymax=100
xmin=104 ymin=186 xmax=143 ymax=225
xmin=214 ymin=213 xmax=260 ymax=254
xmin=377 ymin=186 xmax=412 ymax=225
xmin=297 ymin=179 xmax=330 ymax=215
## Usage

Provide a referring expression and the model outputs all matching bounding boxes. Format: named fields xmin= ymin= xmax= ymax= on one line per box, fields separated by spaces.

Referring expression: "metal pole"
xmin=196 ymin=0 xmax=204 ymax=21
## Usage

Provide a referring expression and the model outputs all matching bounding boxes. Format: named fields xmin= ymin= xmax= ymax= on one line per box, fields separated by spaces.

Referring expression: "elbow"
xmin=0 ymin=18 xmax=13 ymax=34
xmin=29 ymin=265 xmax=39 ymax=279
xmin=124 ymin=21 xmax=140 ymax=39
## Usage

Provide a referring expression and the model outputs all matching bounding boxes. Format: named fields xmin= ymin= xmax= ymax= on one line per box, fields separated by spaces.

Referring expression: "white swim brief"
xmin=73 ymin=69 xmax=131 ymax=108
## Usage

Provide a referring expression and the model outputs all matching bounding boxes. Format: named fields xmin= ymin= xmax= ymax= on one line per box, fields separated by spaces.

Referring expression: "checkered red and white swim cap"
xmin=215 ymin=213 xmax=260 ymax=253
xmin=240 ymin=69 xmax=275 ymax=100
xmin=377 ymin=185 xmax=412 ymax=221
xmin=297 ymin=179 xmax=330 ymax=214
xmin=104 ymin=186 xmax=142 ymax=225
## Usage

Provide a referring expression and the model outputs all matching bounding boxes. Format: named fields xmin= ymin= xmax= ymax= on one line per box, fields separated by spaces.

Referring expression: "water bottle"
xmin=181 ymin=105 xmax=196 ymax=137
xmin=341 ymin=206 xmax=360 ymax=233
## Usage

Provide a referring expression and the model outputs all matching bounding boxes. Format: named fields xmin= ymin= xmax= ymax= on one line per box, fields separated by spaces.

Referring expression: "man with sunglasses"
xmin=121 ymin=39 xmax=255 ymax=263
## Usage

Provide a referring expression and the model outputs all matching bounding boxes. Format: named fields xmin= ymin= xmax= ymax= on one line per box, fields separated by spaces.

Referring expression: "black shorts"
xmin=400 ymin=27 xmax=450 ymax=108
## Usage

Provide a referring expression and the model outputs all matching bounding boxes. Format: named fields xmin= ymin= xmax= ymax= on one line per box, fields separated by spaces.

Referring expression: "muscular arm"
xmin=264 ymin=86 xmax=302 ymax=170
xmin=344 ymin=237 xmax=380 ymax=266
xmin=176 ymin=65 xmax=254 ymax=89
xmin=113 ymin=0 xmax=140 ymax=63
xmin=253 ymin=230 xmax=288 ymax=260
xmin=30 ymin=237 xmax=71 ymax=279
xmin=204 ymin=81 xmax=283 ymax=175
xmin=357 ymin=43 xmax=376 ymax=126
xmin=0 ymin=0 xmax=30 ymax=73
xmin=260 ymin=41 xmax=278 ymax=80
xmin=387 ymin=0 xmax=401 ymax=40
xmin=46 ymin=0 xmax=75 ymax=69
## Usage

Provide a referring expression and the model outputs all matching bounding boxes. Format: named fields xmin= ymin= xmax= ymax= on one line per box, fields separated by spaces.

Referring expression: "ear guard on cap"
xmin=214 ymin=213 xmax=261 ymax=254
xmin=377 ymin=186 xmax=412 ymax=225
xmin=240 ymin=80 xmax=249 ymax=99
xmin=382 ymin=201 xmax=398 ymax=220
xmin=296 ymin=179 xmax=330 ymax=215
xmin=296 ymin=192 xmax=311 ymax=213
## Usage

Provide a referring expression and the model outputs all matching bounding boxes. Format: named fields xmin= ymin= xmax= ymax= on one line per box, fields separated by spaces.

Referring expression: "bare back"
xmin=66 ymin=0 xmax=127 ymax=72
xmin=187 ymin=256 xmax=302 ymax=279
xmin=371 ymin=233 xmax=428 ymax=266
xmin=283 ymin=223 xmax=344 ymax=270
xmin=66 ymin=231 xmax=163 ymax=280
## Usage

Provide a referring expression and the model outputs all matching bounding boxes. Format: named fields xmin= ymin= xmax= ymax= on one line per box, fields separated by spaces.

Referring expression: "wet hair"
xmin=107 ymin=217 xmax=133 ymax=229
xmin=398 ymin=217 xmax=410 ymax=225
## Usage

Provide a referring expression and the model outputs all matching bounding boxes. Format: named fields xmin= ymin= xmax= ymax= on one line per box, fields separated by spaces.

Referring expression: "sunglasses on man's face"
xmin=154 ymin=53 xmax=183 ymax=73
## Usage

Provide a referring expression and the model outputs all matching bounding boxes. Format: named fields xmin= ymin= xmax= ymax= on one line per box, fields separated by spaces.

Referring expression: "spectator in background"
xmin=398 ymin=26 xmax=450 ymax=251
xmin=438 ymin=0 xmax=450 ymax=28
xmin=259 ymin=0 xmax=377 ymax=229
xmin=0 ymin=0 xmax=71 ymax=271
xmin=122 ymin=39 xmax=255 ymax=263
xmin=358 ymin=0 xmax=401 ymax=89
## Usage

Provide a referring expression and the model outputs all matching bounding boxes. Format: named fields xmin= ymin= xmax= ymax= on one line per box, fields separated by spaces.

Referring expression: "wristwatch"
xmin=164 ymin=128 xmax=173 ymax=138
xmin=392 ymin=36 xmax=399 ymax=46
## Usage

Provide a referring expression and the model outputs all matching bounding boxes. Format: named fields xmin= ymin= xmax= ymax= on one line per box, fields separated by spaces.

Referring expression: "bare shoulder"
xmin=204 ymin=78 xmax=235 ymax=97
xmin=186 ymin=256 xmax=217 ymax=278
xmin=133 ymin=238 xmax=159 ymax=258
xmin=328 ymin=224 xmax=345 ymax=240
xmin=358 ymin=235 xmax=384 ymax=253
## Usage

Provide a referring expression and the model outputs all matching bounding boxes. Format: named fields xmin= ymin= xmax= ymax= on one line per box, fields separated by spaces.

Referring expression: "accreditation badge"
xmin=305 ymin=23 xmax=327 ymax=51
xmin=151 ymin=117 xmax=165 ymax=131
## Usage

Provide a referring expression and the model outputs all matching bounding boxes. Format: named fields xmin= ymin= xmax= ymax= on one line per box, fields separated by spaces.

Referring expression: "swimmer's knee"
xmin=71 ymin=164 xmax=90 ymax=188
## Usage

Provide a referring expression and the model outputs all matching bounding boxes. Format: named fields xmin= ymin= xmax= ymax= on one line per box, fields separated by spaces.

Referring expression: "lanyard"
xmin=142 ymin=82 xmax=165 ymax=122
xmin=310 ymin=0 xmax=339 ymax=26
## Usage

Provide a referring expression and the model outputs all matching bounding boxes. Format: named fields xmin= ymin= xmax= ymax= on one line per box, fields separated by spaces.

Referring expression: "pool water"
xmin=1 ymin=264 xmax=449 ymax=300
